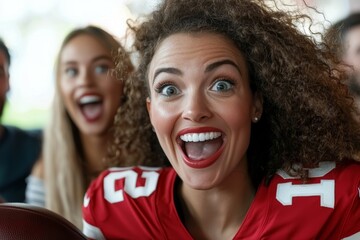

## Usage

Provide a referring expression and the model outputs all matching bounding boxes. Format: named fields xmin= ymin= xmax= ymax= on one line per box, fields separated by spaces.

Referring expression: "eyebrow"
xmin=153 ymin=67 xmax=182 ymax=82
xmin=92 ymin=55 xmax=113 ymax=62
xmin=152 ymin=59 xmax=241 ymax=83
xmin=62 ymin=55 xmax=112 ymax=65
xmin=205 ymin=59 xmax=241 ymax=73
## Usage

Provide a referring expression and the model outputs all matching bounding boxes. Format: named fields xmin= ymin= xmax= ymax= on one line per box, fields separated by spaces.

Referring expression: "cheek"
xmin=149 ymin=102 xmax=180 ymax=162
xmin=227 ymin=110 xmax=251 ymax=128
xmin=103 ymin=75 xmax=122 ymax=90
xmin=58 ymin=81 xmax=79 ymax=126
xmin=220 ymin=99 xmax=253 ymax=127
xmin=100 ymin=77 xmax=123 ymax=106
xmin=150 ymin=101 xmax=179 ymax=135
xmin=59 ymin=80 xmax=73 ymax=109
xmin=220 ymin=101 xmax=253 ymax=151
xmin=105 ymin=81 xmax=123 ymax=102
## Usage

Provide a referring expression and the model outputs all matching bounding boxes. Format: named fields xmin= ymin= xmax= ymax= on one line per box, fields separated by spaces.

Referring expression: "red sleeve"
xmin=339 ymin=163 xmax=360 ymax=239
xmin=82 ymin=170 xmax=107 ymax=240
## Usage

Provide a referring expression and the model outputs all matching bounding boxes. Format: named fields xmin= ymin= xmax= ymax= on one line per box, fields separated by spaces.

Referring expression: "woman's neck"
xmin=177 ymin=166 xmax=255 ymax=240
xmin=80 ymin=132 xmax=112 ymax=179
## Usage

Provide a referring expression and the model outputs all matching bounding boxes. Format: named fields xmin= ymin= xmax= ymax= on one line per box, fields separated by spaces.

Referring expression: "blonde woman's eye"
xmin=95 ymin=65 xmax=109 ymax=74
xmin=65 ymin=67 xmax=78 ymax=77
xmin=211 ymin=79 xmax=234 ymax=92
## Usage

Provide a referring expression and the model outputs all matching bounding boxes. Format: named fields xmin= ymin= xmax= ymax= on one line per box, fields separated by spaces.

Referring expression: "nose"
xmin=77 ymin=68 xmax=94 ymax=87
xmin=182 ymin=92 xmax=212 ymax=122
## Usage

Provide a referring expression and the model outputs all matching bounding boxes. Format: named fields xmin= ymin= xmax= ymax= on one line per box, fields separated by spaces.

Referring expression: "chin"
xmin=81 ymin=127 xmax=107 ymax=137
xmin=182 ymin=173 xmax=219 ymax=190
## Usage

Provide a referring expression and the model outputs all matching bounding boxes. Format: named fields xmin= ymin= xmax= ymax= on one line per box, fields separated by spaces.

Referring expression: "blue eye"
xmin=95 ymin=65 xmax=109 ymax=74
xmin=65 ymin=67 xmax=78 ymax=77
xmin=211 ymin=79 xmax=234 ymax=92
xmin=157 ymin=84 xmax=180 ymax=97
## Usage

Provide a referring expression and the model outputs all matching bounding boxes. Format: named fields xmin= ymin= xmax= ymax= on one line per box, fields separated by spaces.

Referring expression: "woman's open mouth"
xmin=78 ymin=95 xmax=104 ymax=122
xmin=178 ymin=129 xmax=225 ymax=168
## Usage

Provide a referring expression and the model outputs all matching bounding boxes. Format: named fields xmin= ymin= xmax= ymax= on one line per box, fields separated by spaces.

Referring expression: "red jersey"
xmin=82 ymin=162 xmax=360 ymax=239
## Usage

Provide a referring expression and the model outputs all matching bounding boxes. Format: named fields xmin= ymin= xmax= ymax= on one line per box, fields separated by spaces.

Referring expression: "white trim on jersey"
xmin=83 ymin=194 xmax=90 ymax=207
xmin=108 ymin=166 xmax=162 ymax=171
xmin=83 ymin=220 xmax=105 ymax=240
xmin=343 ymin=231 xmax=360 ymax=240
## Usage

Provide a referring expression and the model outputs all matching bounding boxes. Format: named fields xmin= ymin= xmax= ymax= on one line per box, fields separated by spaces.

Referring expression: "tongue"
xmin=81 ymin=103 xmax=102 ymax=121
xmin=185 ymin=138 xmax=222 ymax=160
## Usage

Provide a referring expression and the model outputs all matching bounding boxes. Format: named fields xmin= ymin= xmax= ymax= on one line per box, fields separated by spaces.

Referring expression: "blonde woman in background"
xmin=25 ymin=25 xmax=164 ymax=229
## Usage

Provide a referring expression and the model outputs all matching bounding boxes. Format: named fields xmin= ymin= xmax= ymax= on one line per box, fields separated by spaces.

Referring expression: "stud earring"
xmin=253 ymin=116 xmax=259 ymax=123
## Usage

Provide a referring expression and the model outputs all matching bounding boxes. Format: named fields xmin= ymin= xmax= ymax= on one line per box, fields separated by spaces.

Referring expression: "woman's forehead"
xmin=150 ymin=32 xmax=246 ymax=68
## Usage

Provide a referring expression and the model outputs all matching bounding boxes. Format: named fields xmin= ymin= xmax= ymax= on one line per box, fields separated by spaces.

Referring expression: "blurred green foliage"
xmin=1 ymin=102 xmax=48 ymax=130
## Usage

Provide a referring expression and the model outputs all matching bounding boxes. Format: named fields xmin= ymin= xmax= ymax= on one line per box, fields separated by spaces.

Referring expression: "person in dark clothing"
xmin=0 ymin=38 xmax=41 ymax=202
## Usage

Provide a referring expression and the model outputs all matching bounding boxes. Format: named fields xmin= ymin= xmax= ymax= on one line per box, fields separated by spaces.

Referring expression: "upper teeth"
xmin=180 ymin=132 xmax=221 ymax=142
xmin=79 ymin=95 xmax=101 ymax=104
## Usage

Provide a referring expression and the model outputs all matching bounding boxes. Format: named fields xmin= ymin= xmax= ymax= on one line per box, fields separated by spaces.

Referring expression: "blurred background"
xmin=0 ymin=0 xmax=359 ymax=129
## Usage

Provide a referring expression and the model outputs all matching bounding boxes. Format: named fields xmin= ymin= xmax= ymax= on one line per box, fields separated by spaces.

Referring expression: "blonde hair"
xmin=43 ymin=25 xmax=137 ymax=228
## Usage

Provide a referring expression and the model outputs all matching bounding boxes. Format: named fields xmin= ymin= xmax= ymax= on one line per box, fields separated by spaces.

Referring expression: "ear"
xmin=252 ymin=91 xmax=263 ymax=122
xmin=146 ymin=97 xmax=152 ymax=121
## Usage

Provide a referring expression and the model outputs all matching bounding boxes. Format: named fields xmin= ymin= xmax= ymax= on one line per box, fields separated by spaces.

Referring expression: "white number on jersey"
xmin=276 ymin=162 xmax=335 ymax=208
xmin=104 ymin=169 xmax=160 ymax=204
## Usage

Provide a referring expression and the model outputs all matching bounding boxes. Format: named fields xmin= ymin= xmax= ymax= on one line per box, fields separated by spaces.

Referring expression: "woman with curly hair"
xmin=25 ymin=25 xmax=163 ymax=229
xmin=82 ymin=0 xmax=360 ymax=239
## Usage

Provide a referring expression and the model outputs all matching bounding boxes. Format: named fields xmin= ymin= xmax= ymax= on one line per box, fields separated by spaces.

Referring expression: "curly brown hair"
xmin=124 ymin=0 xmax=360 ymax=186
xmin=108 ymin=41 xmax=166 ymax=167
xmin=324 ymin=12 xmax=360 ymax=60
